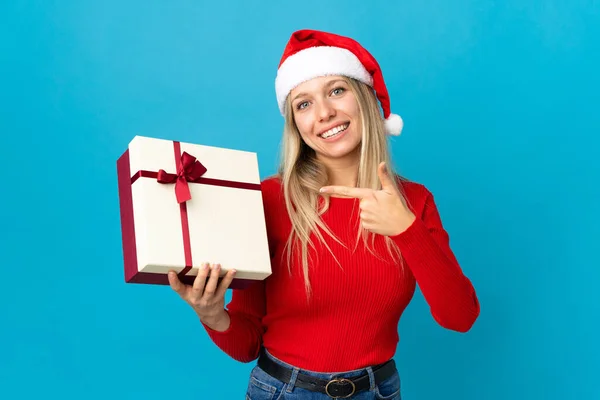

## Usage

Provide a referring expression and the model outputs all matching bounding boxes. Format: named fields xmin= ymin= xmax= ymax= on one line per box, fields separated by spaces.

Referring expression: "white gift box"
xmin=116 ymin=135 xmax=272 ymax=289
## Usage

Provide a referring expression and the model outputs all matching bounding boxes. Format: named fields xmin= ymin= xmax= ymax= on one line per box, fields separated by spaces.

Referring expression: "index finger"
xmin=319 ymin=186 xmax=372 ymax=198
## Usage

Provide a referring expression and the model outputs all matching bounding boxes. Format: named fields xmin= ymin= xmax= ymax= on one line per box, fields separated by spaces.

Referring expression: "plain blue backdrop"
xmin=1 ymin=1 xmax=598 ymax=399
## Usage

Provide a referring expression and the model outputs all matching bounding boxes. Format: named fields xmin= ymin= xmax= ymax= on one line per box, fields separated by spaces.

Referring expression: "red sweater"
xmin=203 ymin=176 xmax=480 ymax=372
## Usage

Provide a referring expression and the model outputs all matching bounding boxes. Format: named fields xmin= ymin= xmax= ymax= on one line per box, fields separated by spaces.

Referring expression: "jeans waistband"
xmin=258 ymin=347 xmax=396 ymax=396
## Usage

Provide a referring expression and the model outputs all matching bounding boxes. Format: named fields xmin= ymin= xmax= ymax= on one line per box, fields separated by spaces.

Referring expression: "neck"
xmin=318 ymin=151 xmax=360 ymax=187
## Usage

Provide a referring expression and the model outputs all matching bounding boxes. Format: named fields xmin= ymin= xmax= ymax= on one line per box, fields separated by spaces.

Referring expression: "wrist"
xmin=200 ymin=310 xmax=230 ymax=332
xmin=391 ymin=211 xmax=416 ymax=236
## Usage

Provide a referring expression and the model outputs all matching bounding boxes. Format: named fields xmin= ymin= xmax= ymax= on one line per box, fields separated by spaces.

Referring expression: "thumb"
xmin=168 ymin=270 xmax=186 ymax=295
xmin=377 ymin=162 xmax=396 ymax=192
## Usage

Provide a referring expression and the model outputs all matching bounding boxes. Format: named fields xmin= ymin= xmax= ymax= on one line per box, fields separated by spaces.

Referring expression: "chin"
xmin=306 ymin=132 xmax=362 ymax=160
xmin=319 ymin=145 xmax=361 ymax=160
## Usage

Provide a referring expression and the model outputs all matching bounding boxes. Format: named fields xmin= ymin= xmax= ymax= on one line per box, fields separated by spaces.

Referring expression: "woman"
xmin=168 ymin=29 xmax=480 ymax=399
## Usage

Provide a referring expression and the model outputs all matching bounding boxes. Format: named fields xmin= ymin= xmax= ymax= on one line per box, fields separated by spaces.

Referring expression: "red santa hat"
xmin=275 ymin=29 xmax=403 ymax=136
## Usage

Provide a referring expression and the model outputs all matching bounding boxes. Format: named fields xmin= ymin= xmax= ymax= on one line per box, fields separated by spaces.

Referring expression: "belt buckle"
xmin=325 ymin=378 xmax=356 ymax=399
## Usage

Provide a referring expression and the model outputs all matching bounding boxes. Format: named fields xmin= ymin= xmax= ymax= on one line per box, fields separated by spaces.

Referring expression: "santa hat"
xmin=275 ymin=29 xmax=403 ymax=136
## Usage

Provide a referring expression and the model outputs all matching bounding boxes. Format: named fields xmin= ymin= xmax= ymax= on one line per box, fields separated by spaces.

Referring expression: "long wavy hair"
xmin=276 ymin=76 xmax=408 ymax=298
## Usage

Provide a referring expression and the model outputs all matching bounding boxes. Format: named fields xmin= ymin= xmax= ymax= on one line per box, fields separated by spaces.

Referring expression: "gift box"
xmin=116 ymin=135 xmax=272 ymax=289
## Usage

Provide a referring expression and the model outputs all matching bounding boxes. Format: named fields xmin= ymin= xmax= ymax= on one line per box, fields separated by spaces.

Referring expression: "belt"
xmin=256 ymin=350 xmax=397 ymax=399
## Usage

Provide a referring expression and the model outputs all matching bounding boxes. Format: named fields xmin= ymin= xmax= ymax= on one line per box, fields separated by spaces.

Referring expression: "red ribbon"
xmin=157 ymin=151 xmax=207 ymax=203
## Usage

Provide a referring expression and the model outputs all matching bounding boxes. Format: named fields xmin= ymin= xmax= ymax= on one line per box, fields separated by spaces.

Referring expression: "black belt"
xmin=257 ymin=350 xmax=397 ymax=399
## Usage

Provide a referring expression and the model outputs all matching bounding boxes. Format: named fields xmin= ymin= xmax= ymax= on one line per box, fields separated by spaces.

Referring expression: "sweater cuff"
xmin=389 ymin=215 xmax=431 ymax=252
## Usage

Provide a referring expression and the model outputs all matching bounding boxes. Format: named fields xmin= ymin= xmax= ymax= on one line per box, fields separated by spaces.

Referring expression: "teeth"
xmin=321 ymin=124 xmax=348 ymax=139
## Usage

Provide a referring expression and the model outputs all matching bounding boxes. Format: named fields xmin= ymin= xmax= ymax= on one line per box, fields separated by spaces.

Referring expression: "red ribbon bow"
xmin=157 ymin=151 xmax=207 ymax=203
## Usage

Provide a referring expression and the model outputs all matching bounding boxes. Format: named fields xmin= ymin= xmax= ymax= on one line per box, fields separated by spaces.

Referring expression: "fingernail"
xmin=231 ymin=269 xmax=237 ymax=274
xmin=319 ymin=187 xmax=327 ymax=193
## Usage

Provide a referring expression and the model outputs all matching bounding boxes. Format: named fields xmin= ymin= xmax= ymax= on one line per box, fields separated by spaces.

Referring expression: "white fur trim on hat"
xmin=275 ymin=46 xmax=373 ymax=114
xmin=384 ymin=113 xmax=403 ymax=136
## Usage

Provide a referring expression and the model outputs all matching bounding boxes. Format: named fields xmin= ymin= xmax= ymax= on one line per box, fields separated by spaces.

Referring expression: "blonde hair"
xmin=276 ymin=76 xmax=407 ymax=298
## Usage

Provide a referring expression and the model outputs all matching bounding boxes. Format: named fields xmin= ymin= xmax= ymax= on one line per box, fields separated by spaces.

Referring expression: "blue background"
xmin=1 ymin=1 xmax=598 ymax=399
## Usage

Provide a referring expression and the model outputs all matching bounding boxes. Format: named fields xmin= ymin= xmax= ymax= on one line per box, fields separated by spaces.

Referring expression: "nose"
xmin=316 ymin=99 xmax=336 ymax=122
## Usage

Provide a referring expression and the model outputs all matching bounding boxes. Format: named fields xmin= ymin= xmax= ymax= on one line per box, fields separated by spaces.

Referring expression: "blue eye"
xmin=296 ymin=101 xmax=309 ymax=110
xmin=331 ymin=87 xmax=345 ymax=96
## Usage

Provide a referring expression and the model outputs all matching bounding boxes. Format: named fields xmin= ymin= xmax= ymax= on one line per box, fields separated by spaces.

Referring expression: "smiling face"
xmin=289 ymin=75 xmax=362 ymax=165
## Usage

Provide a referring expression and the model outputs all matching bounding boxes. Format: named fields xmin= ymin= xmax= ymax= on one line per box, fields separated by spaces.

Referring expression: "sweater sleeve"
xmin=202 ymin=279 xmax=266 ymax=363
xmin=201 ymin=177 xmax=279 ymax=362
xmin=391 ymin=188 xmax=480 ymax=332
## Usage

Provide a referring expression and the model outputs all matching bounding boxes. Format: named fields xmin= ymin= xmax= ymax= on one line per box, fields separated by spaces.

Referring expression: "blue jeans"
xmin=245 ymin=349 xmax=401 ymax=399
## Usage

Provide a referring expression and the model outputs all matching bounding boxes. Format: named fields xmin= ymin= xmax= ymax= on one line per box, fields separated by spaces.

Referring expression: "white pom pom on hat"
xmin=275 ymin=29 xmax=403 ymax=136
xmin=384 ymin=113 xmax=403 ymax=136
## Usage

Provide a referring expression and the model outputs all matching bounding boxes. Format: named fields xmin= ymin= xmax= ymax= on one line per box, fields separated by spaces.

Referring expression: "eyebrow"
xmin=291 ymin=79 xmax=347 ymax=103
